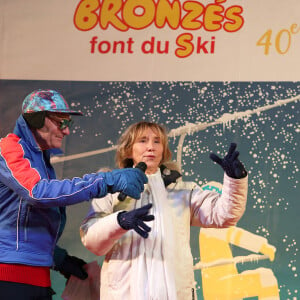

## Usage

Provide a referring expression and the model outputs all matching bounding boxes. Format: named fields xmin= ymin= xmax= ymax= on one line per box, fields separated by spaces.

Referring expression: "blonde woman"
xmin=80 ymin=121 xmax=248 ymax=300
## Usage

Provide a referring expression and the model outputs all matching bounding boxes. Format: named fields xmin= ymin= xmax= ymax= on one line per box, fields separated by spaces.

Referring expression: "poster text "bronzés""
xmin=73 ymin=0 xmax=244 ymax=58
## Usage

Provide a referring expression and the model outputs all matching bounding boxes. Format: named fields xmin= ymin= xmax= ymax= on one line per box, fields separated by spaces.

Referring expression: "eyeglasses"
xmin=47 ymin=115 xmax=74 ymax=130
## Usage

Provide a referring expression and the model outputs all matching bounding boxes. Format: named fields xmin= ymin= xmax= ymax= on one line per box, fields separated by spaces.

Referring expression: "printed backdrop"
xmin=0 ymin=1 xmax=299 ymax=299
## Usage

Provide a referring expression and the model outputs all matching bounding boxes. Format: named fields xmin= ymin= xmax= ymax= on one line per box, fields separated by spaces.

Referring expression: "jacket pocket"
xmin=24 ymin=205 xmax=31 ymax=241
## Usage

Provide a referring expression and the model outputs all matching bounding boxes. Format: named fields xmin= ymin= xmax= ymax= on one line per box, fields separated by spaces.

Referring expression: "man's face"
xmin=33 ymin=113 xmax=72 ymax=150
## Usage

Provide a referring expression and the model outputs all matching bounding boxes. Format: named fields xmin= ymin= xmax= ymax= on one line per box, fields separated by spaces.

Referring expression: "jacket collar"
xmin=160 ymin=164 xmax=182 ymax=187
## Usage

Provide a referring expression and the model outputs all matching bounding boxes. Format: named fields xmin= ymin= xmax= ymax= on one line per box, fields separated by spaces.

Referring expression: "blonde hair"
xmin=116 ymin=121 xmax=172 ymax=168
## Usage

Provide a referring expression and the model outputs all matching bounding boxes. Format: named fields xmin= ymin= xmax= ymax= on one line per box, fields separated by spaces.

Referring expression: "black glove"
xmin=117 ymin=203 xmax=154 ymax=238
xmin=55 ymin=255 xmax=88 ymax=280
xmin=209 ymin=143 xmax=247 ymax=179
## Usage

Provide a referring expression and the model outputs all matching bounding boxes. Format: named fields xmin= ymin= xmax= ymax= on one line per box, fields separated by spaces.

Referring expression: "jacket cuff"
xmin=82 ymin=212 xmax=127 ymax=256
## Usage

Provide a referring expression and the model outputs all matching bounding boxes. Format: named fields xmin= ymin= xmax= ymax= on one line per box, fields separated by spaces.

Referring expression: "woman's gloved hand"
xmin=209 ymin=143 xmax=247 ymax=179
xmin=117 ymin=203 xmax=154 ymax=238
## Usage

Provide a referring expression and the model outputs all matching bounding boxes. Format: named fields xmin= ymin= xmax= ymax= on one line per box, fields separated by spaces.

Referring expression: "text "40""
xmin=257 ymin=24 xmax=300 ymax=55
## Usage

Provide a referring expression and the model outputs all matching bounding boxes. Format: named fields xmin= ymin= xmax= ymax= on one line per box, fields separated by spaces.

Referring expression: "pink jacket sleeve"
xmin=190 ymin=174 xmax=248 ymax=227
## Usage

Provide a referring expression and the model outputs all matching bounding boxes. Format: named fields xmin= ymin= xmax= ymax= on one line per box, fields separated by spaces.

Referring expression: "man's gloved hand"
xmin=103 ymin=168 xmax=148 ymax=199
xmin=54 ymin=255 xmax=88 ymax=280
xmin=117 ymin=203 xmax=154 ymax=238
xmin=209 ymin=143 xmax=247 ymax=179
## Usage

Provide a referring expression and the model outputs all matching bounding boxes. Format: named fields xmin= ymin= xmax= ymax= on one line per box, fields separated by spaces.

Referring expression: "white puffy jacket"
xmin=80 ymin=170 xmax=248 ymax=300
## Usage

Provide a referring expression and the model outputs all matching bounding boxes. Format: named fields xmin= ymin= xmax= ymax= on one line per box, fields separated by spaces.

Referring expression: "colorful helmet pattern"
xmin=22 ymin=89 xmax=83 ymax=115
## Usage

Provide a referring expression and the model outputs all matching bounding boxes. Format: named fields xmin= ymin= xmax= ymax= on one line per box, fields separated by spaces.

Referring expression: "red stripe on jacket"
xmin=0 ymin=134 xmax=41 ymax=196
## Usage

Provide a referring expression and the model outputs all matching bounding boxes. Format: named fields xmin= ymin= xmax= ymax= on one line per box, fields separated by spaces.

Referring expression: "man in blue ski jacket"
xmin=0 ymin=89 xmax=147 ymax=299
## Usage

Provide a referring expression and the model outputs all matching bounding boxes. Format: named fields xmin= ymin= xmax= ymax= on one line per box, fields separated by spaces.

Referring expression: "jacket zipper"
xmin=16 ymin=198 xmax=23 ymax=250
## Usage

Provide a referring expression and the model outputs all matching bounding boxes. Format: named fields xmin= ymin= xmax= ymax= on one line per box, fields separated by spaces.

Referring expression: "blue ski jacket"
xmin=0 ymin=115 xmax=109 ymax=267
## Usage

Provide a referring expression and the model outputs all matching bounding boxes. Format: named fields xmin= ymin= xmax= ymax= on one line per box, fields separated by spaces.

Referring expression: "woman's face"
xmin=130 ymin=128 xmax=164 ymax=174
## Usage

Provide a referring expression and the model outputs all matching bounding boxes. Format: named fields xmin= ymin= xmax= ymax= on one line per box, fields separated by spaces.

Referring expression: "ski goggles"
xmin=47 ymin=115 xmax=74 ymax=130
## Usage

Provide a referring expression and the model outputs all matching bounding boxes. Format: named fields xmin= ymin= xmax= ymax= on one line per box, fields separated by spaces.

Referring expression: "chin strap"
xmin=160 ymin=165 xmax=182 ymax=187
